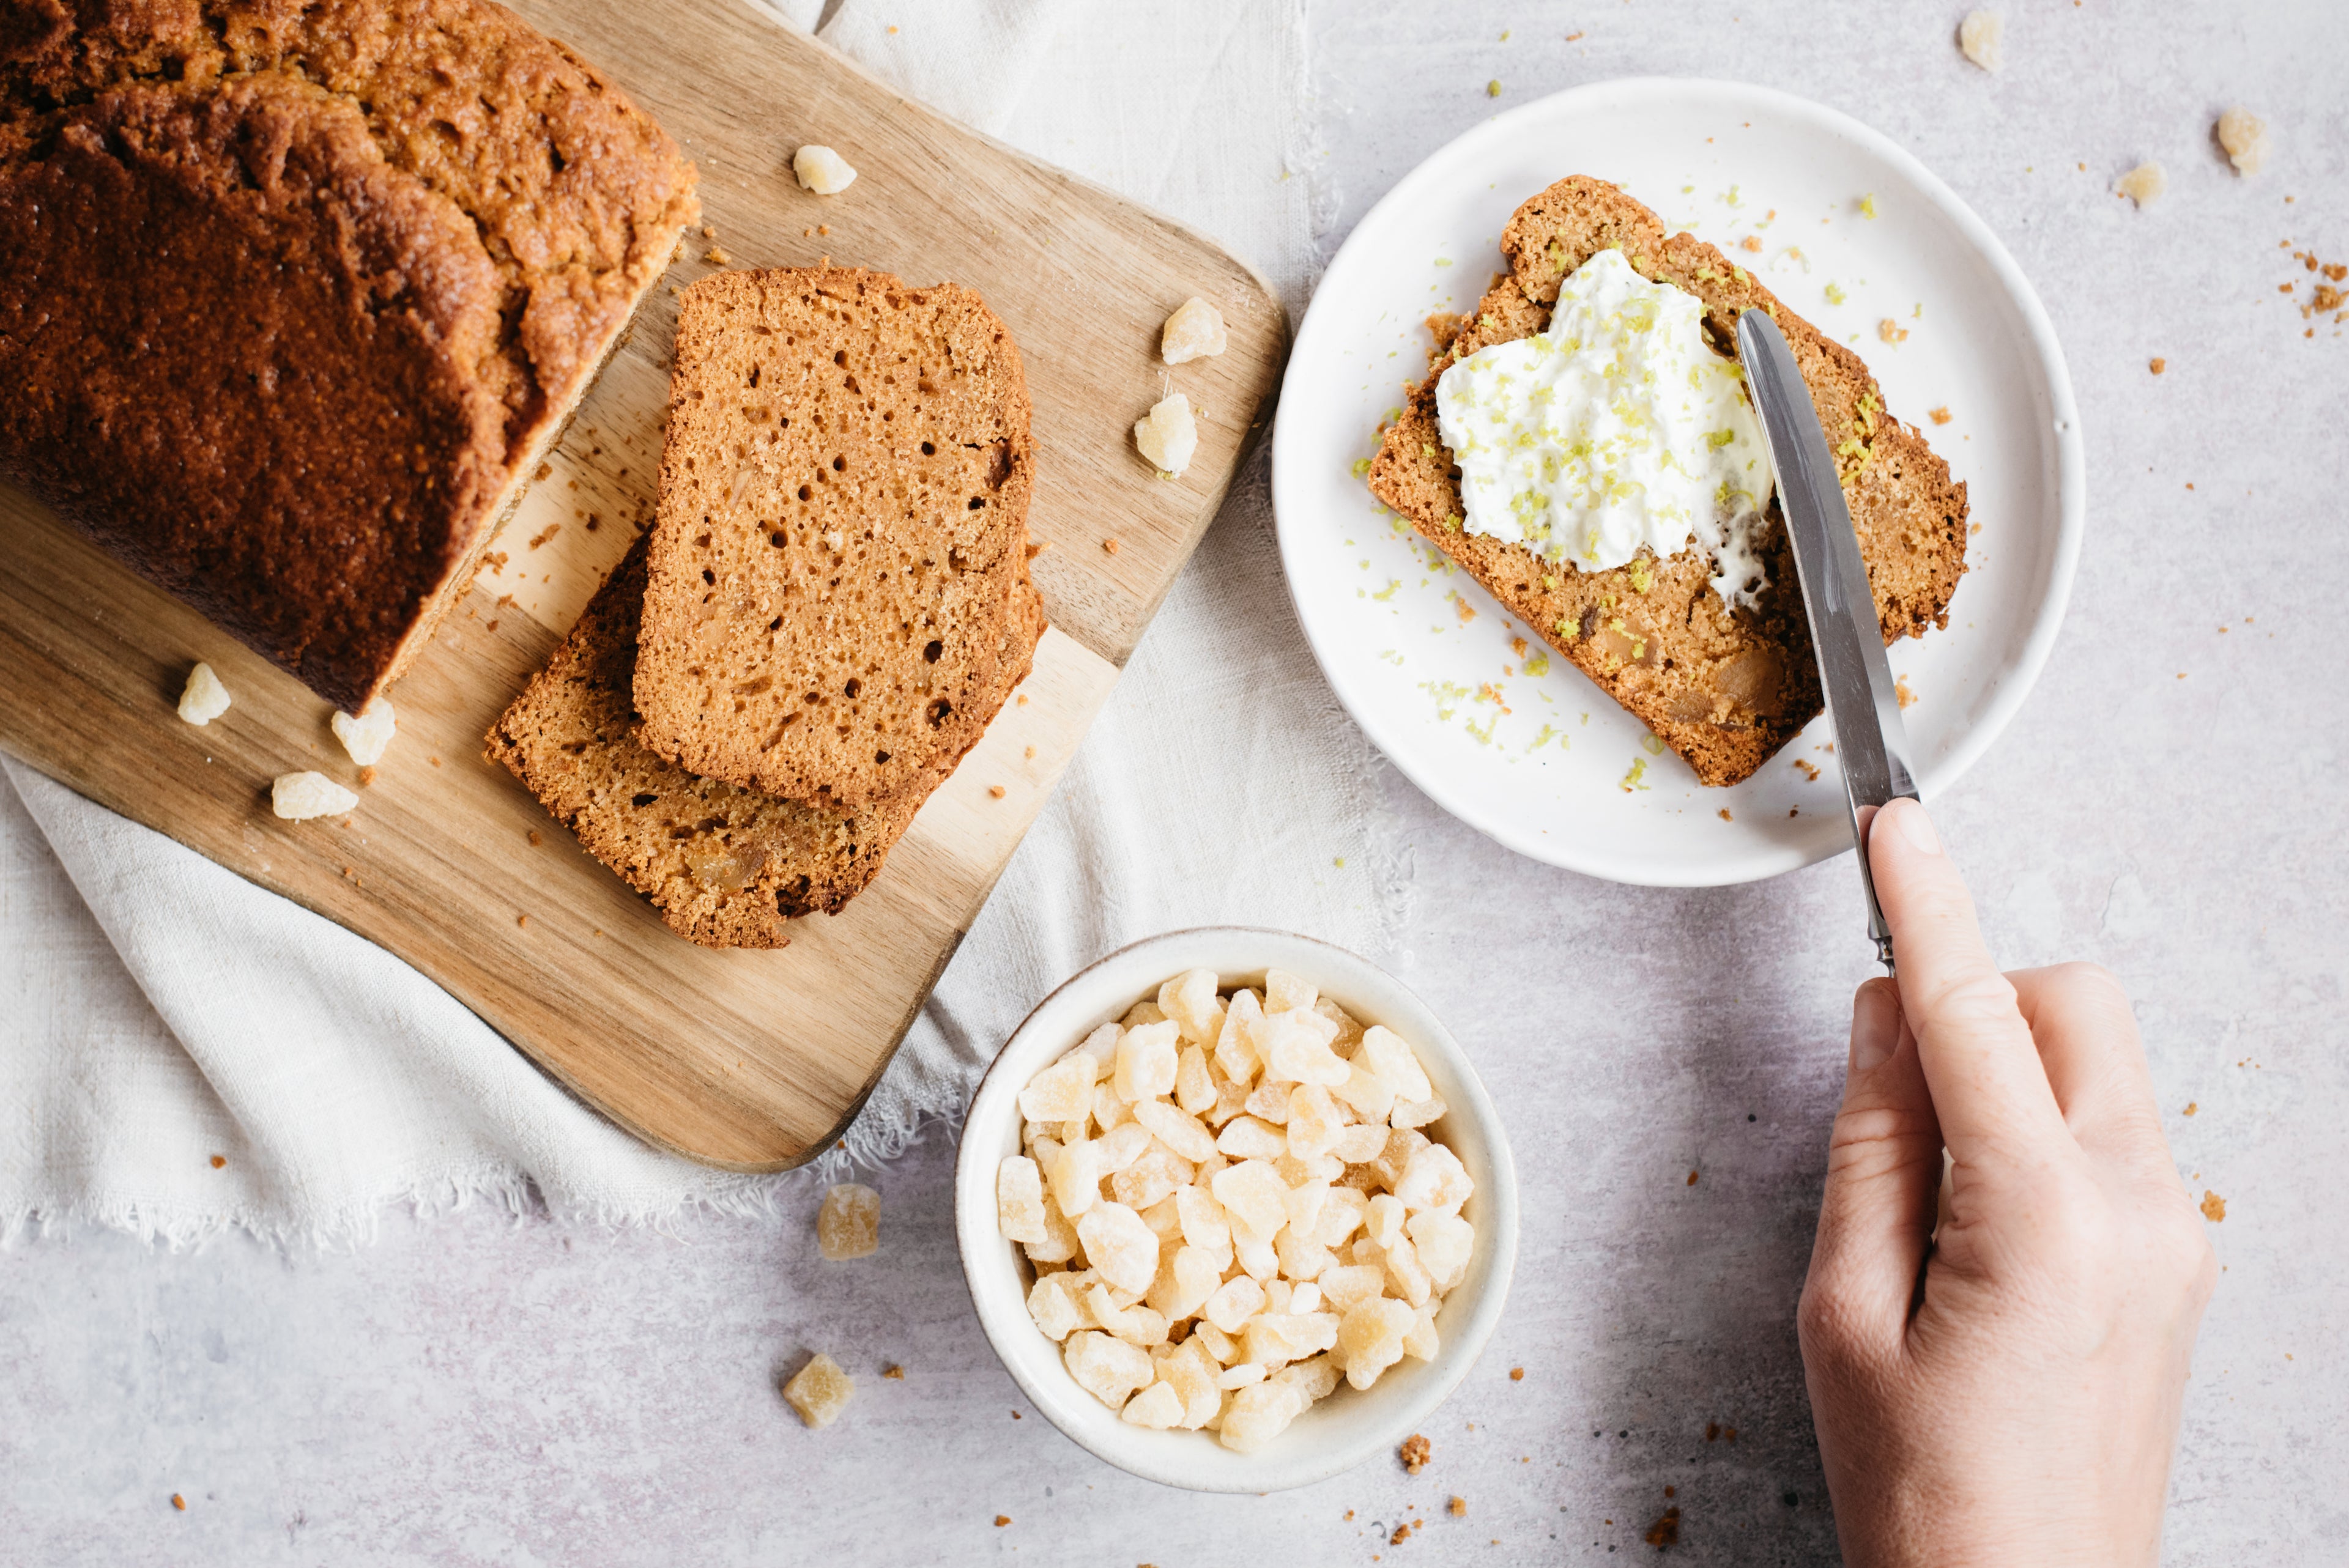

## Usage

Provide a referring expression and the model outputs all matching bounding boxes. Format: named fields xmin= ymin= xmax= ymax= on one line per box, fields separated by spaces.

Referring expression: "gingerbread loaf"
xmin=632 ymin=268 xmax=1042 ymax=812
xmin=0 ymin=0 xmax=698 ymax=712
xmin=1368 ymin=176 xmax=1967 ymax=786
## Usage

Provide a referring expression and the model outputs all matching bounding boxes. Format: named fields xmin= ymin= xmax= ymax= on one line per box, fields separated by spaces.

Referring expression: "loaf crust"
xmin=633 ymin=268 xmax=1042 ymax=812
xmin=1368 ymin=176 xmax=1967 ymax=787
xmin=0 ymin=0 xmax=697 ymax=711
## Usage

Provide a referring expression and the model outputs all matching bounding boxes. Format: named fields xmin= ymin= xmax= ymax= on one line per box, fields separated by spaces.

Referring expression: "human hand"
xmin=1798 ymin=799 xmax=2215 ymax=1567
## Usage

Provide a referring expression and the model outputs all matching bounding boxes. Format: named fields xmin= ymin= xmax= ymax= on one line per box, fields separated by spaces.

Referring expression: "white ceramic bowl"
xmin=954 ymin=927 xmax=1520 ymax=1493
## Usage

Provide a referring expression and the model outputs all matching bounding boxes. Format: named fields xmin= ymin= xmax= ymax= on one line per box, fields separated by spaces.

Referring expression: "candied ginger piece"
xmin=1160 ymin=1338 xmax=1224 ymax=1428
xmin=1242 ymin=1311 xmax=1340 ymax=1368
xmin=2113 ymin=161 xmax=2165 ymax=207
xmin=1206 ymin=1076 xmax=1252 ymax=1129
xmin=1275 ymin=1223 xmax=1334 ymax=1284
xmin=1313 ymin=997 xmax=1367 ymax=1055
xmin=1332 ymin=1063 xmax=1397 ymax=1123
xmin=1213 ymin=988 xmax=1265 ymax=1084
xmin=1176 ymin=1183 xmax=1231 ymax=1251
xmin=1064 ymin=1331 xmax=1154 ymax=1410
xmin=1283 ymin=1177 xmax=1331 ymax=1237
xmin=1139 ymin=1193 xmax=1186 ymax=1243
xmin=792 ymin=143 xmax=858 ymax=194
xmin=1085 ymin=1284 xmax=1171 ymax=1348
xmin=1122 ymin=999 xmax=1168 ymax=1028
xmin=996 ymin=1156 xmax=1046 ymax=1244
xmin=1216 ymin=1115 xmax=1288 ymax=1161
xmin=1217 ymin=1360 xmax=1267 ymax=1389
xmin=1157 ymin=968 xmax=1226 ymax=1045
xmin=331 ymin=700 xmax=397 ymax=765
xmin=1382 ymin=1234 xmax=1434 ymax=1307
xmin=1027 ymin=1272 xmax=1084 ymax=1341
xmin=1093 ymin=1081 xmax=1132 ymax=1133
xmin=1274 ymin=1353 xmax=1341 ymax=1403
xmin=1407 ymin=1208 xmax=1475 ymax=1290
xmin=2217 ymin=106 xmax=2271 ymax=176
xmin=1260 ymin=1010 xmax=1350 ymax=1087
xmin=1134 ymin=393 xmax=1198 ymax=478
xmin=1174 ymin=1045 xmax=1216 ymax=1116
xmin=1332 ymin=1120 xmax=1390 ymax=1164
xmin=1337 ymin=1298 xmax=1416 ymax=1391
xmin=1318 ymin=1262 xmax=1388 ymax=1313
xmin=1019 ymin=1053 xmax=1098 ymax=1123
xmin=1114 ymin=1020 xmax=1181 ymax=1103
xmin=1316 ymin=1186 xmax=1371 ymax=1247
xmin=1370 ymin=1127 xmax=1431 ymax=1191
xmin=1121 ymin=1378 xmax=1185 ymax=1428
xmin=1210 ymin=1160 xmax=1290 ymax=1246
xmin=271 ymin=771 xmax=358 ymax=821
xmin=1217 ymin=1380 xmax=1304 ymax=1453
xmin=1263 ymin=969 xmax=1318 ymax=1015
xmin=817 ymin=1183 xmax=880 ymax=1260
xmin=1391 ymin=1093 xmax=1449 ymax=1130
xmin=1094 ymin=1120 xmax=1155 ymax=1175
xmin=1242 ymin=1082 xmax=1293 ymax=1125
xmin=1238 ymin=1238 xmax=1279 ymax=1281
xmin=1395 ymin=1143 xmax=1474 ymax=1214
xmin=1042 ymin=1136 xmax=1100 ymax=1219
xmin=177 ymin=662 xmax=231 ymax=726
xmin=1366 ymin=1193 xmax=1406 ymax=1249
xmin=1111 ymin=1145 xmax=1193 ymax=1212
xmin=1285 ymin=1084 xmax=1343 ymax=1160
xmin=1403 ymin=1300 xmax=1442 ymax=1363
xmin=1076 ymin=1201 xmax=1161 ymax=1295
xmin=1075 ymin=1021 xmax=1123 ymax=1071
xmin=1290 ymin=1281 xmax=1323 ymax=1315
xmin=1160 ymin=1243 xmax=1223 ymax=1322
xmin=1024 ymin=1198 xmax=1081 ymax=1265
xmin=1357 ymin=1026 xmax=1432 ymax=1102
xmin=1203 ymin=1274 xmax=1267 ymax=1334
xmin=1191 ymin=1320 xmax=1240 ymax=1364
xmin=1160 ymin=297 xmax=1229 ymax=365
xmin=784 ymin=1352 xmax=855 ymax=1428
xmin=1132 ymin=1098 xmax=1218 ymax=1163
xmin=1957 ymin=10 xmax=2002 ymax=71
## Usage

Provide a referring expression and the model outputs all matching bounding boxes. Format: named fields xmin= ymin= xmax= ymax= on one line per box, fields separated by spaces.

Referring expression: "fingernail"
xmin=1891 ymin=800 xmax=1942 ymax=856
xmin=1850 ymin=983 xmax=1898 ymax=1072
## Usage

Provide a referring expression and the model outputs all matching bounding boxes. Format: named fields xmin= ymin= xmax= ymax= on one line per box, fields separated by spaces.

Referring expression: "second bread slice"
xmin=634 ymin=268 xmax=1039 ymax=809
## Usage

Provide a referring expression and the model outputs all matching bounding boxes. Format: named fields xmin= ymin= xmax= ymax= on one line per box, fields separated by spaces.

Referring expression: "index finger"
xmin=1868 ymin=799 xmax=2070 ymax=1167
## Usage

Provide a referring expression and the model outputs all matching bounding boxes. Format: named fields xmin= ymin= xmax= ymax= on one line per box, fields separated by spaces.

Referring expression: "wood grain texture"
xmin=0 ymin=0 xmax=1286 ymax=1170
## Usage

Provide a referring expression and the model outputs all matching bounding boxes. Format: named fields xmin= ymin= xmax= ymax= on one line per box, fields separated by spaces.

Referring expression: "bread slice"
xmin=487 ymin=541 xmax=888 ymax=948
xmin=488 ymin=539 xmax=1046 ymax=949
xmin=634 ymin=268 xmax=1041 ymax=810
xmin=0 ymin=1 xmax=698 ymax=712
xmin=1368 ymin=176 xmax=1967 ymax=786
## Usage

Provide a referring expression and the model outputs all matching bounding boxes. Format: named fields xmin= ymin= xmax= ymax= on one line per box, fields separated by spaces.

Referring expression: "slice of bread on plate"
xmin=1368 ymin=176 xmax=1967 ymax=787
xmin=633 ymin=267 xmax=1042 ymax=810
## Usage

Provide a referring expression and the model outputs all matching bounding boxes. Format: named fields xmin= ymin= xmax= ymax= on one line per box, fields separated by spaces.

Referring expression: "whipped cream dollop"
xmin=1433 ymin=247 xmax=1773 ymax=607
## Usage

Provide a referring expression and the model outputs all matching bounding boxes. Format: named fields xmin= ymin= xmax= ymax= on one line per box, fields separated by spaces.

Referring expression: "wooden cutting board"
xmin=0 ymin=0 xmax=1286 ymax=1170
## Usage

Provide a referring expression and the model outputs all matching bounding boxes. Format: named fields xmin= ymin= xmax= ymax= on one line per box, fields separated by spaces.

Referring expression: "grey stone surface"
xmin=3 ymin=2 xmax=2344 ymax=1562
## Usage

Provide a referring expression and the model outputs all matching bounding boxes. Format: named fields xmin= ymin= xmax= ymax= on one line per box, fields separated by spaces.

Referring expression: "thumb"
xmin=1802 ymin=979 xmax=1943 ymax=1350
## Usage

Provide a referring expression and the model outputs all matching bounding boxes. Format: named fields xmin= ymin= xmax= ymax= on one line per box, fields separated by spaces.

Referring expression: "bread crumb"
xmin=209 ymin=1155 xmax=226 ymax=1169
xmin=1929 ymin=405 xmax=1953 ymax=424
xmin=1686 ymin=1169 xmax=1699 ymax=1186
xmin=516 ymin=914 xmax=529 ymax=929
xmin=784 ymin=1353 xmax=856 ymax=1427
xmin=1646 ymin=1508 xmax=1682 ymax=1547
xmin=428 ymin=756 xmax=442 ymax=767
xmin=989 ymin=784 xmax=1006 ymax=799
xmin=532 ymin=462 xmax=552 ymax=482
xmin=1134 ymin=393 xmax=1198 ymax=478
xmin=272 ymin=772 xmax=358 ymax=821
xmin=1717 ymin=808 xmax=1733 ymax=821
xmin=1017 ymin=694 xmax=1029 ymax=706
xmin=177 ymin=661 xmax=232 ymax=726
xmin=704 ymin=247 xmax=732 ymax=265
xmin=2201 ymin=1190 xmax=2227 ymax=1221
xmin=2114 ymin=161 xmax=2166 ymax=207
xmin=171 ymin=1493 xmax=185 ymax=1511
xmin=883 ymin=1365 xmax=905 ymax=1380
xmin=1509 ymin=1366 xmax=1524 ymax=1381
xmin=2217 ymin=106 xmax=2272 ymax=176
xmin=994 ymin=1515 xmax=1011 ymax=1528
xmin=1794 ymin=758 xmax=1820 ymax=781
xmin=1401 ymin=1433 xmax=1432 ymax=1474
xmin=527 ymin=829 xmax=544 ymax=847
xmin=1896 ymin=674 xmax=1917 ymax=709
xmin=1103 ymin=537 xmax=1121 ymax=555
xmin=357 ymin=766 xmax=377 ymax=787
xmin=2184 ymin=1101 xmax=2198 ymax=1115
xmin=2149 ymin=357 xmax=2167 ymax=374
xmin=1958 ymin=10 xmax=2003 ymax=71
xmin=1739 ymin=235 xmax=1762 ymax=253
xmin=1024 ymin=745 xmax=1036 ymax=760
xmin=1877 ymin=318 xmax=1909 ymax=344
xmin=1454 ymin=596 xmax=1476 ymax=624
xmin=793 ymin=145 xmax=858 ymax=195
xmin=1161 ymin=297 xmax=1228 ymax=364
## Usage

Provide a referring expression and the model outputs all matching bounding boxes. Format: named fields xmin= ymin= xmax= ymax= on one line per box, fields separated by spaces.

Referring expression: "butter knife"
xmin=1735 ymin=309 xmax=1918 ymax=974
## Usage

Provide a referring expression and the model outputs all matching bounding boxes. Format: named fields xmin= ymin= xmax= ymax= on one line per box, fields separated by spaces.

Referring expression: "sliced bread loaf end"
xmin=634 ymin=268 xmax=1039 ymax=810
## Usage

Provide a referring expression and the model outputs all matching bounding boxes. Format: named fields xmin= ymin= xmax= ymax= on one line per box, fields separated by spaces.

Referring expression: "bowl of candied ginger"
xmin=955 ymin=926 xmax=1519 ymax=1492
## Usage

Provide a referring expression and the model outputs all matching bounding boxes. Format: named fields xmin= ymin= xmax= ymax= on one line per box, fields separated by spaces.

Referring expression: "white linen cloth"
xmin=0 ymin=0 xmax=1394 ymax=1245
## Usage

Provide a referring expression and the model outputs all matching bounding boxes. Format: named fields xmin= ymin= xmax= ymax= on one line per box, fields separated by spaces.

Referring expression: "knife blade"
xmin=1734 ymin=308 xmax=1918 ymax=973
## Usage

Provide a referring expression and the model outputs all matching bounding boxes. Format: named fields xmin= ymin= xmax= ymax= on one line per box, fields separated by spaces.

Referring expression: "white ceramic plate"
xmin=1273 ymin=78 xmax=2083 ymax=886
xmin=955 ymin=928 xmax=1519 ymax=1493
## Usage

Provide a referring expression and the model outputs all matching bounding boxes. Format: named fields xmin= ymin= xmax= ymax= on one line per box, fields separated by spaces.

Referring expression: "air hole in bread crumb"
xmin=633 ymin=793 xmax=658 ymax=807
xmin=921 ymin=441 xmax=936 ymax=455
xmin=967 ymin=496 xmax=985 ymax=509
xmin=924 ymin=639 xmax=943 ymax=662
